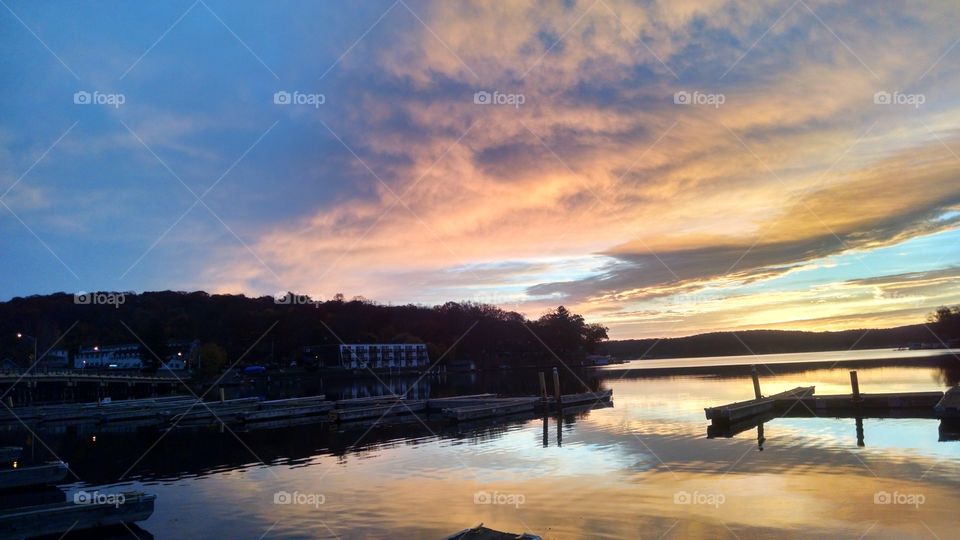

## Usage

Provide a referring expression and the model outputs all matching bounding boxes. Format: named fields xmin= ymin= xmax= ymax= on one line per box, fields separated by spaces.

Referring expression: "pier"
xmin=0 ymin=384 xmax=613 ymax=431
xmin=705 ymin=367 xmax=959 ymax=443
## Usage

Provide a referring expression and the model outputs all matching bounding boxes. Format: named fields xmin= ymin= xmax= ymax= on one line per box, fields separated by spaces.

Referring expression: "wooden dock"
xmin=705 ymin=386 xmax=814 ymax=423
xmin=545 ymin=389 xmax=614 ymax=409
xmin=329 ymin=400 xmax=426 ymax=423
xmin=0 ymin=461 xmax=69 ymax=490
xmin=704 ymin=367 xmax=959 ymax=440
xmin=442 ymin=398 xmax=540 ymax=421
xmin=0 ymin=491 xmax=155 ymax=540
xmin=0 ymin=386 xmax=613 ymax=431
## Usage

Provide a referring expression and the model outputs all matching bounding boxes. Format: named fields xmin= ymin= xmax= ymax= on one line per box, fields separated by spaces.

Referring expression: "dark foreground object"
xmin=0 ymin=462 xmax=68 ymax=490
xmin=445 ymin=524 xmax=542 ymax=540
xmin=0 ymin=491 xmax=155 ymax=540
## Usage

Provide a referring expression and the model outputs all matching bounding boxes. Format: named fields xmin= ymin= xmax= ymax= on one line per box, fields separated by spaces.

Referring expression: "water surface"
xmin=6 ymin=351 xmax=960 ymax=539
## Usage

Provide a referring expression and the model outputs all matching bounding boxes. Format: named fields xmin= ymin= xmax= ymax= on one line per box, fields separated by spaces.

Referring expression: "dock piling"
xmin=552 ymin=368 xmax=562 ymax=409
xmin=219 ymin=387 xmax=225 ymax=403
xmin=751 ymin=365 xmax=762 ymax=399
xmin=538 ymin=372 xmax=547 ymax=403
xmin=849 ymin=370 xmax=861 ymax=402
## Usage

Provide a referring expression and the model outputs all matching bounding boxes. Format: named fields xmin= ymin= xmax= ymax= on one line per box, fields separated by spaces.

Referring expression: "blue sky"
xmin=2 ymin=0 xmax=960 ymax=338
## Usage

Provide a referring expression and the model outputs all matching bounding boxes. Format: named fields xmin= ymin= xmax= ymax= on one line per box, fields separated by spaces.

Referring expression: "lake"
xmin=6 ymin=349 xmax=960 ymax=539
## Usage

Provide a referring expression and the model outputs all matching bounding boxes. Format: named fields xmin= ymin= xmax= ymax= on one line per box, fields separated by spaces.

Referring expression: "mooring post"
xmin=552 ymin=367 xmax=562 ymax=409
xmin=751 ymin=365 xmax=762 ymax=399
xmin=538 ymin=371 xmax=548 ymax=403
xmin=219 ymin=387 xmax=225 ymax=403
xmin=5 ymin=396 xmax=11 ymax=409
xmin=850 ymin=370 xmax=861 ymax=401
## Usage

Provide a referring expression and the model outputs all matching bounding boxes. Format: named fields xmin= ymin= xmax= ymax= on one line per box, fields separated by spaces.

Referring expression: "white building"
xmin=76 ymin=340 xmax=197 ymax=371
xmin=76 ymin=344 xmax=144 ymax=369
xmin=339 ymin=344 xmax=430 ymax=370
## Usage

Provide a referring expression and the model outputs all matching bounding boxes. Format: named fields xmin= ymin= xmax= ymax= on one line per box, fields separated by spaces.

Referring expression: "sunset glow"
xmin=3 ymin=1 xmax=959 ymax=337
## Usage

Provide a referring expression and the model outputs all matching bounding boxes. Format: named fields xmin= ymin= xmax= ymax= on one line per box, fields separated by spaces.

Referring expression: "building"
xmin=340 ymin=344 xmax=430 ymax=370
xmin=37 ymin=349 xmax=70 ymax=369
xmin=76 ymin=340 xmax=198 ymax=371
xmin=76 ymin=344 xmax=144 ymax=369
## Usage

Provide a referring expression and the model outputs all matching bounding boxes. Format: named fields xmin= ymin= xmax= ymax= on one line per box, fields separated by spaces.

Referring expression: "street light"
xmin=15 ymin=333 xmax=37 ymax=371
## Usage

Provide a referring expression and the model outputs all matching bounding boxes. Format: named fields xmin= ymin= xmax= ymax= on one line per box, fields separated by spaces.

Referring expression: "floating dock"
xmin=0 ymin=491 xmax=155 ymax=540
xmin=705 ymin=386 xmax=814 ymax=423
xmin=705 ymin=367 xmax=958 ymax=441
xmin=0 ymin=462 xmax=69 ymax=490
xmin=0 ymin=383 xmax=612 ymax=430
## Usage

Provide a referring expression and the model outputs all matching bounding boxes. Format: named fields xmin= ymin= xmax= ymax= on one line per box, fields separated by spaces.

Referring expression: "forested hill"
xmin=0 ymin=291 xmax=607 ymax=368
xmin=601 ymin=325 xmax=947 ymax=360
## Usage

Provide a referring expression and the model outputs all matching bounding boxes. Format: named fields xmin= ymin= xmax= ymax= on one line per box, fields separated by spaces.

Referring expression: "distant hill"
xmin=600 ymin=325 xmax=943 ymax=360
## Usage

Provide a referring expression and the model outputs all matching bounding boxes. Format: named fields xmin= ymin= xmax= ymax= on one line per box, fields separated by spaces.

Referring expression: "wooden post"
xmin=5 ymin=397 xmax=12 ymax=409
xmin=219 ymin=387 xmax=225 ymax=403
xmin=750 ymin=365 xmax=762 ymax=399
xmin=552 ymin=367 xmax=562 ymax=408
xmin=538 ymin=372 xmax=548 ymax=403
xmin=850 ymin=370 xmax=861 ymax=401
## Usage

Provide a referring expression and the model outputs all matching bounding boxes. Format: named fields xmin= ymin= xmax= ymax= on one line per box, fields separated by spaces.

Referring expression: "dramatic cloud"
xmin=3 ymin=0 xmax=960 ymax=337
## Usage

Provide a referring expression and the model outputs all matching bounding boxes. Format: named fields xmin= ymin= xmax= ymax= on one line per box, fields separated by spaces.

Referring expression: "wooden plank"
xmin=0 ymin=491 xmax=155 ymax=540
xmin=704 ymin=386 xmax=815 ymax=423
xmin=442 ymin=398 xmax=539 ymax=421
xmin=546 ymin=389 xmax=613 ymax=408
xmin=0 ymin=461 xmax=69 ymax=490
xmin=240 ymin=402 xmax=334 ymax=422
xmin=426 ymin=394 xmax=499 ymax=410
xmin=798 ymin=391 xmax=944 ymax=412
xmin=333 ymin=395 xmax=403 ymax=408
xmin=257 ymin=395 xmax=327 ymax=409
xmin=329 ymin=400 xmax=426 ymax=422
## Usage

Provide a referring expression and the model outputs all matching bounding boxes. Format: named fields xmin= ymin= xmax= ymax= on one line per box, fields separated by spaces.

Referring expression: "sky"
xmin=1 ymin=0 xmax=959 ymax=339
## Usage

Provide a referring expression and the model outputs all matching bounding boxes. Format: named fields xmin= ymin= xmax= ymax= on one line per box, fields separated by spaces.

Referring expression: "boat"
xmin=445 ymin=524 xmax=542 ymax=540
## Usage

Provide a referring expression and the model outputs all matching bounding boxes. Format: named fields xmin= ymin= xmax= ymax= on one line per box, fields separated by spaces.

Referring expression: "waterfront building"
xmin=301 ymin=343 xmax=430 ymax=370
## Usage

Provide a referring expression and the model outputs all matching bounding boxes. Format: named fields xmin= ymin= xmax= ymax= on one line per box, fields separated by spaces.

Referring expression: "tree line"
xmin=0 ymin=291 xmax=608 ymax=371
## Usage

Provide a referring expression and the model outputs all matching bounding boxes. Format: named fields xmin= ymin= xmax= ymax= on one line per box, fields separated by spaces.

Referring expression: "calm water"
xmin=6 ymin=349 xmax=960 ymax=539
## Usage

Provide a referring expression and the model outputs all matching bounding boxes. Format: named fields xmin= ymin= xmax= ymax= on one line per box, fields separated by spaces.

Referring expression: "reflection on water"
xmin=4 ymin=358 xmax=960 ymax=539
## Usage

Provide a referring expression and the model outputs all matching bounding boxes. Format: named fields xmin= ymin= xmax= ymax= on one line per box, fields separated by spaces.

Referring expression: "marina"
xmin=0 ymin=354 xmax=956 ymax=538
